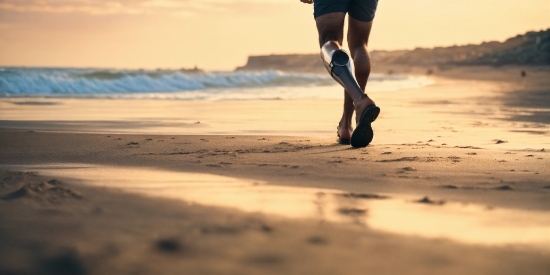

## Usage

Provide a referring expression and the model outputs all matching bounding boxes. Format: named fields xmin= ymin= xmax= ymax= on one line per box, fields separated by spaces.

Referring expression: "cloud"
xmin=0 ymin=0 xmax=144 ymax=15
xmin=0 ymin=0 xmax=285 ymax=16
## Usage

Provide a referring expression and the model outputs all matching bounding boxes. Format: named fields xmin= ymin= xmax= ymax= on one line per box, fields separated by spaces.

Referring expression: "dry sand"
xmin=0 ymin=66 xmax=549 ymax=274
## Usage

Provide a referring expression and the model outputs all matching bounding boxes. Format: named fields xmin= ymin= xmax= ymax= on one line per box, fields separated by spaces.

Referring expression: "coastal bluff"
xmin=235 ymin=29 xmax=549 ymax=72
xmin=235 ymin=54 xmax=325 ymax=73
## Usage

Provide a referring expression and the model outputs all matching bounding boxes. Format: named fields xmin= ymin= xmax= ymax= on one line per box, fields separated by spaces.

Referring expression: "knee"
xmin=348 ymin=45 xmax=368 ymax=60
xmin=347 ymin=39 xmax=365 ymax=54
xmin=350 ymin=49 xmax=371 ymax=71
xmin=347 ymin=33 xmax=370 ymax=53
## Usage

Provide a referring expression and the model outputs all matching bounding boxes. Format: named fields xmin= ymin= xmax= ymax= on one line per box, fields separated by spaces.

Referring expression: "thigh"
xmin=348 ymin=0 xmax=379 ymax=22
xmin=315 ymin=12 xmax=347 ymax=46
xmin=347 ymin=15 xmax=373 ymax=49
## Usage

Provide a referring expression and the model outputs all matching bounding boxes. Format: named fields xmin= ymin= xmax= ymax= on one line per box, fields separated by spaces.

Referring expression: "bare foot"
xmin=337 ymin=123 xmax=353 ymax=140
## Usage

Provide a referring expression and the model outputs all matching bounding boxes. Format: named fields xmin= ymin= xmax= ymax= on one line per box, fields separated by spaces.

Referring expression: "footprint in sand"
xmin=306 ymin=236 xmax=328 ymax=245
xmin=338 ymin=207 xmax=367 ymax=216
xmin=1 ymin=179 xmax=82 ymax=203
xmin=415 ymin=196 xmax=445 ymax=205
xmin=456 ymin=146 xmax=482 ymax=149
xmin=339 ymin=192 xmax=388 ymax=199
xmin=201 ymin=225 xmax=241 ymax=235
xmin=494 ymin=185 xmax=513 ymax=191
xmin=43 ymin=252 xmax=87 ymax=275
xmin=245 ymin=254 xmax=284 ymax=265
xmin=440 ymin=185 xmax=458 ymax=189
xmin=156 ymin=238 xmax=185 ymax=254
xmin=447 ymin=156 xmax=461 ymax=163
xmin=376 ymin=157 xmax=419 ymax=162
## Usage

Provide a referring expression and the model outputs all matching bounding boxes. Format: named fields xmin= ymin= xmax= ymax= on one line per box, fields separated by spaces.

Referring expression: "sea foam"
xmin=0 ymin=67 xmax=433 ymax=100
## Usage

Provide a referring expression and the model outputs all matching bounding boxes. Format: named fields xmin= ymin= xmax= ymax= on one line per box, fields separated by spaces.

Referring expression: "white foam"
xmin=0 ymin=68 xmax=434 ymax=100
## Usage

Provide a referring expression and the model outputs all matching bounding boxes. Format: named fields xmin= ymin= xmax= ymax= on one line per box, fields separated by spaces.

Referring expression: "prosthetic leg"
xmin=321 ymin=41 xmax=380 ymax=147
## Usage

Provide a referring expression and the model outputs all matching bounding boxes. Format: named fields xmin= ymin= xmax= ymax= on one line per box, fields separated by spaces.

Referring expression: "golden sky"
xmin=0 ymin=0 xmax=548 ymax=70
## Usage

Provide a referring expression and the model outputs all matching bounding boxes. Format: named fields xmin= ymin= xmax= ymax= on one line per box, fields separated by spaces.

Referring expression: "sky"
xmin=0 ymin=0 xmax=548 ymax=70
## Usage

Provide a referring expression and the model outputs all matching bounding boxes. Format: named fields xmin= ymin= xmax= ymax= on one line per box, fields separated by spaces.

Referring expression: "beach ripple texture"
xmin=0 ymin=68 xmax=432 ymax=100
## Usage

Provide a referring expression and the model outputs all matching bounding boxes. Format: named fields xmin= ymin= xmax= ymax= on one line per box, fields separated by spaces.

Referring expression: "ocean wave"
xmin=0 ymin=68 xmax=337 ymax=96
xmin=0 ymin=67 xmax=433 ymax=99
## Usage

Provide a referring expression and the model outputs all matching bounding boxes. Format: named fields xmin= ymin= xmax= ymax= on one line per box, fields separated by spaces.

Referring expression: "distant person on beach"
xmin=300 ymin=0 xmax=380 ymax=148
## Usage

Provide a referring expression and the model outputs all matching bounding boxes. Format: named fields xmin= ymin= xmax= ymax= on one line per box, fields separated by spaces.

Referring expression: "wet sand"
xmin=1 ymin=66 xmax=549 ymax=274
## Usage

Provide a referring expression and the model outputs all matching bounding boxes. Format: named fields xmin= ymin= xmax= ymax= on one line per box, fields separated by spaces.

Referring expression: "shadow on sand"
xmin=499 ymin=88 xmax=550 ymax=125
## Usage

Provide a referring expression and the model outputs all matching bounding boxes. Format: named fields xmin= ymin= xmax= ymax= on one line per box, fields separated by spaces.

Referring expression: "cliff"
xmin=235 ymin=29 xmax=550 ymax=72
xmin=373 ymin=29 xmax=550 ymax=67
xmin=235 ymin=54 xmax=325 ymax=73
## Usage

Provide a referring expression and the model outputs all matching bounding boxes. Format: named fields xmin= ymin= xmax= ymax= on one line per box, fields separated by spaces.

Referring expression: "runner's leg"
xmin=315 ymin=12 xmax=355 ymax=140
xmin=347 ymin=16 xmax=376 ymax=124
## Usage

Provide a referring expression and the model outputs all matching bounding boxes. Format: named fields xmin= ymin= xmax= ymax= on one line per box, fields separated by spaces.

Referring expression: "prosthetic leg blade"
xmin=321 ymin=48 xmax=364 ymax=99
xmin=321 ymin=43 xmax=380 ymax=147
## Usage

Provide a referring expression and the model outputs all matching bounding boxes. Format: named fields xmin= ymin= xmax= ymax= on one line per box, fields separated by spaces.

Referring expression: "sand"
xmin=1 ymin=66 xmax=549 ymax=274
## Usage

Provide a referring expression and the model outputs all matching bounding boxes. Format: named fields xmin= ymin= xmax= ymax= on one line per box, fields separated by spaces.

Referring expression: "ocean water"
xmin=0 ymin=67 xmax=433 ymax=100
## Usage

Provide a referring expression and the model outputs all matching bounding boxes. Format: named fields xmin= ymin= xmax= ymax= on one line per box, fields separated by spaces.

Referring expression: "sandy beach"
xmin=1 ymin=66 xmax=549 ymax=274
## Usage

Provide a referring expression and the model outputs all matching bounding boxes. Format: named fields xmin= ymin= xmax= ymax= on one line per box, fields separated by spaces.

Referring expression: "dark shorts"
xmin=314 ymin=0 xmax=379 ymax=22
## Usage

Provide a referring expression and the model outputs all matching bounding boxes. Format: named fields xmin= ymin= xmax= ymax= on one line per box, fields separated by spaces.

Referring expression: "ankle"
xmin=355 ymin=96 xmax=375 ymax=108
xmin=339 ymin=115 xmax=353 ymax=125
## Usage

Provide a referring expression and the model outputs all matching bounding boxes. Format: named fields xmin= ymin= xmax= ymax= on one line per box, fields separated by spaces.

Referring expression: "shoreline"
xmin=1 ymin=131 xmax=549 ymax=210
xmin=1 ymin=66 xmax=549 ymax=274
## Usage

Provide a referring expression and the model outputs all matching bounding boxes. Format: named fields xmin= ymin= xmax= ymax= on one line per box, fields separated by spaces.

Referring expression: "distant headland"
xmin=235 ymin=29 xmax=550 ymax=73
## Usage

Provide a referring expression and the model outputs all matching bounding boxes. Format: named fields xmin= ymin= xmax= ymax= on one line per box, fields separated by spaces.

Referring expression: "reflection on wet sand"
xmin=16 ymin=164 xmax=550 ymax=250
